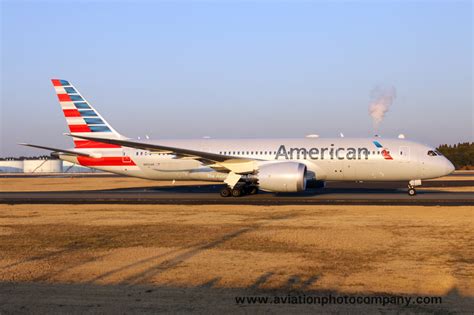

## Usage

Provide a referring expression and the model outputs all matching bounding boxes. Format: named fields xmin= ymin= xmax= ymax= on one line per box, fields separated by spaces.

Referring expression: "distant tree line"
xmin=437 ymin=142 xmax=474 ymax=170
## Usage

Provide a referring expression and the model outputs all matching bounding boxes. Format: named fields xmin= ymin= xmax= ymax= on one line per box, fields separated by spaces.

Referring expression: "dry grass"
xmin=0 ymin=204 xmax=472 ymax=297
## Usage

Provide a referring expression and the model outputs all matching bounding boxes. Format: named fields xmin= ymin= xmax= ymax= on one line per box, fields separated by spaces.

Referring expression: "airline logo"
xmin=52 ymin=79 xmax=111 ymax=133
xmin=52 ymin=79 xmax=121 ymax=149
xmin=373 ymin=141 xmax=393 ymax=160
xmin=52 ymin=79 xmax=133 ymax=167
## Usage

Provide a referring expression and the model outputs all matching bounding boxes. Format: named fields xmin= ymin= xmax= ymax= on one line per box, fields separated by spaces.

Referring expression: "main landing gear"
xmin=220 ymin=187 xmax=232 ymax=197
xmin=220 ymin=182 xmax=258 ymax=197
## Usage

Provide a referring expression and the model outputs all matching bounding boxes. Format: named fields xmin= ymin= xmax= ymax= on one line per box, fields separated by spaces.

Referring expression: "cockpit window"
xmin=435 ymin=150 xmax=443 ymax=156
xmin=427 ymin=150 xmax=437 ymax=156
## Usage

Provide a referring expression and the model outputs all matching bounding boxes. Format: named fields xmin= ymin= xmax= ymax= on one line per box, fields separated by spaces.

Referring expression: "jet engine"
xmin=255 ymin=162 xmax=307 ymax=192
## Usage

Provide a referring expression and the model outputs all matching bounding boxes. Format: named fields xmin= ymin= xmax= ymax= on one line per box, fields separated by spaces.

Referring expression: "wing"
xmin=66 ymin=134 xmax=260 ymax=174
xmin=19 ymin=143 xmax=93 ymax=157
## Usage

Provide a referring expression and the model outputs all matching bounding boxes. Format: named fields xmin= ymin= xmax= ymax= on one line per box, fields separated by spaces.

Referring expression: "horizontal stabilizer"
xmin=19 ymin=143 xmax=93 ymax=157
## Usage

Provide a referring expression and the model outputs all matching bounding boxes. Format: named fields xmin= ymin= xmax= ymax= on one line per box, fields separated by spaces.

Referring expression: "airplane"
xmin=21 ymin=79 xmax=455 ymax=197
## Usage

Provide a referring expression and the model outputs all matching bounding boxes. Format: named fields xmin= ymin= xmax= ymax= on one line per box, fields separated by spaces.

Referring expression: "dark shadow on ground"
xmin=88 ymin=212 xmax=297 ymax=285
xmin=0 ymin=281 xmax=471 ymax=313
xmin=1 ymin=183 xmax=471 ymax=206
xmin=34 ymin=179 xmax=471 ymax=195
xmin=2 ymin=178 xmax=467 ymax=196
xmin=32 ymin=185 xmax=454 ymax=196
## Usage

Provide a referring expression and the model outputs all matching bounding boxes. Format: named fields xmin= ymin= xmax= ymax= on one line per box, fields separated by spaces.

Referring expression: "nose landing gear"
xmin=407 ymin=179 xmax=422 ymax=196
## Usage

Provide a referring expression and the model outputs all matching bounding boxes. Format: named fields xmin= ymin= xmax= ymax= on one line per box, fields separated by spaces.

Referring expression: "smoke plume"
xmin=369 ymin=86 xmax=396 ymax=130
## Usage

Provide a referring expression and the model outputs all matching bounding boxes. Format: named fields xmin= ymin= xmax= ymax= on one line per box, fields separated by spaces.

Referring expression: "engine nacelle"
xmin=255 ymin=162 xmax=307 ymax=192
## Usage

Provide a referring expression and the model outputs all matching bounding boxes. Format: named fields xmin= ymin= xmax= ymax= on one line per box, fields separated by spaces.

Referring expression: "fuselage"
xmin=59 ymin=137 xmax=455 ymax=182
xmin=24 ymin=79 xmax=456 ymax=197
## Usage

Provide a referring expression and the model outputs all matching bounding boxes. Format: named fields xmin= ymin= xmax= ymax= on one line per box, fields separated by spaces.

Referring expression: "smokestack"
xmin=369 ymin=86 xmax=396 ymax=132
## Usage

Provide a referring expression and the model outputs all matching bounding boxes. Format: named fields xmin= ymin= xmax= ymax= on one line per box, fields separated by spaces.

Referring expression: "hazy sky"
xmin=1 ymin=1 xmax=472 ymax=156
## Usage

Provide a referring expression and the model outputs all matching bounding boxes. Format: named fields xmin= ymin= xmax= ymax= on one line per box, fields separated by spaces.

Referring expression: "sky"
xmin=1 ymin=0 xmax=472 ymax=156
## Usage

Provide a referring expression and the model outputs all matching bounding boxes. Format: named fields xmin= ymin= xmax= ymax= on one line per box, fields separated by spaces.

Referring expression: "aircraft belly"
xmin=140 ymin=159 xmax=201 ymax=171
xmin=355 ymin=160 xmax=414 ymax=181
xmin=137 ymin=159 xmax=225 ymax=182
xmin=138 ymin=168 xmax=225 ymax=182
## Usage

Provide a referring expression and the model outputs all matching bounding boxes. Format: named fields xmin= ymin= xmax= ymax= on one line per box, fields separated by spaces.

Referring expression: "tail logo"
xmin=52 ymin=79 xmax=112 ymax=133
xmin=52 ymin=79 xmax=121 ymax=149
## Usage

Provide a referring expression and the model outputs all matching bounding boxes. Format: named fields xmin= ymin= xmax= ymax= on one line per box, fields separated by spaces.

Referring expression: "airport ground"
xmin=1 ymin=172 xmax=473 ymax=206
xmin=0 ymin=173 xmax=473 ymax=313
xmin=2 ymin=171 xmax=474 ymax=192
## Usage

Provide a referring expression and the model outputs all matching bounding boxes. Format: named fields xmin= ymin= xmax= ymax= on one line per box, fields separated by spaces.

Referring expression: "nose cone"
xmin=444 ymin=158 xmax=455 ymax=175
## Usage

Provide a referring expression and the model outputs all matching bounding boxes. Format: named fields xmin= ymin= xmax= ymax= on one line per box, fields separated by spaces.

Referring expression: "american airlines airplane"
xmin=22 ymin=79 xmax=455 ymax=197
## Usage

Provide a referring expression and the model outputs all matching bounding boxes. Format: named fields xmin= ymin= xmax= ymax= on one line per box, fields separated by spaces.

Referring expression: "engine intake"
xmin=255 ymin=162 xmax=307 ymax=192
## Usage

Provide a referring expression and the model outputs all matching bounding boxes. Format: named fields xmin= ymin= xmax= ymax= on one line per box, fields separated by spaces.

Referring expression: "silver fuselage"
xmin=60 ymin=137 xmax=454 ymax=182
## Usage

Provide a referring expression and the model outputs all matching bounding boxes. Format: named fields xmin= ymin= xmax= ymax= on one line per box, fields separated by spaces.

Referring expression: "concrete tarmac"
xmin=1 ymin=181 xmax=473 ymax=205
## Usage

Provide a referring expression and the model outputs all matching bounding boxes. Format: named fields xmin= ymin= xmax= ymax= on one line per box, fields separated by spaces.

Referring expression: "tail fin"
xmin=51 ymin=79 xmax=123 ymax=148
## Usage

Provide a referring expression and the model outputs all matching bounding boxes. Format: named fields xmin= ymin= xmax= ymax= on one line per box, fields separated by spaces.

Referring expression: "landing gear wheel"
xmin=248 ymin=187 xmax=258 ymax=195
xmin=408 ymin=188 xmax=417 ymax=196
xmin=231 ymin=188 xmax=243 ymax=197
xmin=220 ymin=187 xmax=231 ymax=197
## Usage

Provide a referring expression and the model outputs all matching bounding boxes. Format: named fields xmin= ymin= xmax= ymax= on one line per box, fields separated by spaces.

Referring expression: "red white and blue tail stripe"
xmin=51 ymin=79 xmax=122 ymax=149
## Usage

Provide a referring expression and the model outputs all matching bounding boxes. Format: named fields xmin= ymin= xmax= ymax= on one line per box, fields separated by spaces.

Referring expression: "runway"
xmin=1 ymin=180 xmax=473 ymax=206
